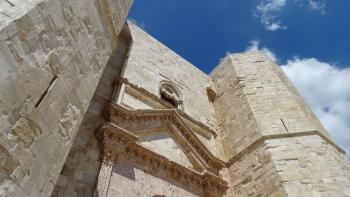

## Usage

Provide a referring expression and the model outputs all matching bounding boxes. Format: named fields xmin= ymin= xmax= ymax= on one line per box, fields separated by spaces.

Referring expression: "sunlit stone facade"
xmin=0 ymin=1 xmax=349 ymax=196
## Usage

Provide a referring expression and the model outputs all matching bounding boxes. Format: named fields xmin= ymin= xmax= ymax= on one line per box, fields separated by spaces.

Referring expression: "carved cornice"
xmin=118 ymin=77 xmax=218 ymax=137
xmin=105 ymin=103 xmax=225 ymax=173
xmin=96 ymin=122 xmax=228 ymax=197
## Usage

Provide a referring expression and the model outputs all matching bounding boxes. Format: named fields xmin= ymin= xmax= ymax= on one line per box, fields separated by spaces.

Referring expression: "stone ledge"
xmin=226 ymin=130 xmax=346 ymax=166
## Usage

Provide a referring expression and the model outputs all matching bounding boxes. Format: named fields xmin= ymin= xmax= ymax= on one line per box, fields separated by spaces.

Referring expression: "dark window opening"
xmin=161 ymin=92 xmax=177 ymax=108
xmin=35 ymin=75 xmax=58 ymax=108
xmin=206 ymin=87 xmax=216 ymax=103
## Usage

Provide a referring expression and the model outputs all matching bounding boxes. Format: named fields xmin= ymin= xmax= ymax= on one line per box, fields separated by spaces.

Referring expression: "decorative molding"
xmin=117 ymin=77 xmax=218 ymax=137
xmin=159 ymin=80 xmax=183 ymax=108
xmin=105 ymin=103 xmax=225 ymax=173
xmin=96 ymin=122 xmax=228 ymax=197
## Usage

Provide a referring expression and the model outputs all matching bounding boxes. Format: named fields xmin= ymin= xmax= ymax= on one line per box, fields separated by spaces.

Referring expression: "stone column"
xmin=211 ymin=52 xmax=350 ymax=196
xmin=94 ymin=158 xmax=114 ymax=197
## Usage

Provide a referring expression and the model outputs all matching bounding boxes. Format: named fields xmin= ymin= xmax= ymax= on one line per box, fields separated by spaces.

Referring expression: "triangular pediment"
xmin=137 ymin=131 xmax=195 ymax=170
xmin=108 ymin=104 xmax=225 ymax=174
xmin=97 ymin=122 xmax=229 ymax=197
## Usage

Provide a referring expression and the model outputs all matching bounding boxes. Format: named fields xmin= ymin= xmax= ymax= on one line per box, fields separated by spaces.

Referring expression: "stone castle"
xmin=0 ymin=0 xmax=349 ymax=196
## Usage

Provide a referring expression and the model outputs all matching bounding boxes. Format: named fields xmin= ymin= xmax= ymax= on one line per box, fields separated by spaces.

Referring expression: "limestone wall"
xmin=51 ymin=25 xmax=132 ymax=197
xmin=211 ymin=52 xmax=350 ymax=196
xmin=123 ymin=22 xmax=218 ymax=131
xmin=227 ymin=134 xmax=350 ymax=196
xmin=137 ymin=131 xmax=195 ymax=170
xmin=0 ymin=0 xmax=132 ymax=196
xmin=2 ymin=1 xmax=349 ymax=195
xmin=210 ymin=56 xmax=261 ymax=161
xmin=268 ymin=135 xmax=350 ymax=196
xmin=108 ymin=160 xmax=203 ymax=197
xmin=211 ymin=52 xmax=332 ymax=160
xmin=227 ymin=141 xmax=284 ymax=196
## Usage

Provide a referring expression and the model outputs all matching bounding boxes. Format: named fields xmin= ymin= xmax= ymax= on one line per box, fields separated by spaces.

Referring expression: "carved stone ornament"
xmin=159 ymin=80 xmax=183 ymax=108
xmin=161 ymin=86 xmax=180 ymax=103
xmin=95 ymin=122 xmax=228 ymax=197
xmin=94 ymin=102 xmax=228 ymax=197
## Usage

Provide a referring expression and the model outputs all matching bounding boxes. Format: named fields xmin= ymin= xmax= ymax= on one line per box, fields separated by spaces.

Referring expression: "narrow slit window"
xmin=35 ymin=75 xmax=58 ymax=108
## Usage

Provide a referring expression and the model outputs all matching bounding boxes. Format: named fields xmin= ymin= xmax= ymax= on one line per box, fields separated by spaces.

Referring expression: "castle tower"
xmin=0 ymin=0 xmax=349 ymax=196
xmin=52 ymin=22 xmax=228 ymax=197
xmin=211 ymin=53 xmax=350 ymax=196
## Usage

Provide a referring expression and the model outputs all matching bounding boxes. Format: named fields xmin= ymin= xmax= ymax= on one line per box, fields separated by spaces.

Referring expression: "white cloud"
xmin=246 ymin=40 xmax=350 ymax=158
xmin=281 ymin=58 xmax=350 ymax=158
xmin=308 ymin=0 xmax=326 ymax=15
xmin=255 ymin=0 xmax=326 ymax=31
xmin=256 ymin=0 xmax=287 ymax=31
xmin=266 ymin=22 xmax=285 ymax=31
xmin=245 ymin=40 xmax=277 ymax=62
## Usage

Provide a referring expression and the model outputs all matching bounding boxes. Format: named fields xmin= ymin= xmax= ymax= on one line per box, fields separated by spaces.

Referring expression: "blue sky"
xmin=128 ymin=0 xmax=350 ymax=158
xmin=128 ymin=0 xmax=350 ymax=73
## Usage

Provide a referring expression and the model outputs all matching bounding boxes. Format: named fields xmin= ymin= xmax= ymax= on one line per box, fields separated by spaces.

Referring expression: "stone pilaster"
xmin=94 ymin=157 xmax=114 ymax=197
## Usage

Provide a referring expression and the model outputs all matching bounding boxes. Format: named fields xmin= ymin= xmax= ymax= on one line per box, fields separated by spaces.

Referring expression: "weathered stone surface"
xmin=268 ymin=135 xmax=350 ymax=196
xmin=0 ymin=0 xmax=132 ymax=196
xmin=52 ymin=24 xmax=132 ymax=197
xmin=138 ymin=131 xmax=194 ymax=169
xmin=228 ymin=142 xmax=284 ymax=196
xmin=124 ymin=23 xmax=218 ymax=132
xmin=211 ymin=53 xmax=331 ymax=161
xmin=1 ymin=1 xmax=349 ymax=196
xmin=211 ymin=52 xmax=350 ymax=196
xmin=108 ymin=161 xmax=202 ymax=197
xmin=119 ymin=23 xmax=220 ymax=158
